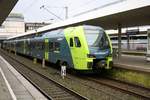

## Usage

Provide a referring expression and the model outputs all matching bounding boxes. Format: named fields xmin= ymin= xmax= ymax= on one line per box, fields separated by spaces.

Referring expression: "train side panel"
xmin=44 ymin=36 xmax=74 ymax=68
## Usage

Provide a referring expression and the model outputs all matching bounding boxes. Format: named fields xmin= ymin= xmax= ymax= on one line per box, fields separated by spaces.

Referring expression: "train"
xmin=2 ymin=25 xmax=113 ymax=71
xmin=147 ymin=29 xmax=150 ymax=61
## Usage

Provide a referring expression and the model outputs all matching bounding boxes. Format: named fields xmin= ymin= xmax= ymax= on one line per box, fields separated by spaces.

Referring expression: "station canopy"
xmin=9 ymin=0 xmax=150 ymax=39
xmin=0 ymin=0 xmax=18 ymax=25
xmin=39 ymin=0 xmax=150 ymax=30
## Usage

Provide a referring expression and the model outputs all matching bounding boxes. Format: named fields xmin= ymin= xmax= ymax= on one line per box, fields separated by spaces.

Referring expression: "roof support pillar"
xmin=118 ymin=23 xmax=122 ymax=59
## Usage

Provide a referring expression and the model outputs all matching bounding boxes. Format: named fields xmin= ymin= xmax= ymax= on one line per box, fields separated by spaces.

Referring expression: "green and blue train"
xmin=2 ymin=25 xmax=113 ymax=71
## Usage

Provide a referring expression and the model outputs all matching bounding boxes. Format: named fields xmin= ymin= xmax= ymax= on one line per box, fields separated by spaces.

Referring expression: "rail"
xmin=1 ymin=50 xmax=88 ymax=100
xmin=84 ymin=76 xmax=150 ymax=100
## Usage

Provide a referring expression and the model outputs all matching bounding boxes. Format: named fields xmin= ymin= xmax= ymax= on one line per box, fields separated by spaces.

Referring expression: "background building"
xmin=0 ymin=13 xmax=50 ymax=42
xmin=0 ymin=13 xmax=25 ymax=40
xmin=25 ymin=22 xmax=50 ymax=32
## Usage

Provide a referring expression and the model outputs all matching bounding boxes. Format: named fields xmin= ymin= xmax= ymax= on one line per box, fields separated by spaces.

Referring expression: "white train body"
xmin=147 ymin=29 xmax=150 ymax=61
xmin=110 ymin=34 xmax=147 ymax=51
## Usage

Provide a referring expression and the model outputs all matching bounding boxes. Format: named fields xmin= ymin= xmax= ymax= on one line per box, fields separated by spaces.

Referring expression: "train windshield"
xmin=84 ymin=25 xmax=109 ymax=49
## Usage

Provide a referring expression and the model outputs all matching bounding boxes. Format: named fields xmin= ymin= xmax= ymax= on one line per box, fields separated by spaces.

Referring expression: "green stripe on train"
xmin=106 ymin=32 xmax=113 ymax=69
xmin=45 ymin=38 xmax=49 ymax=60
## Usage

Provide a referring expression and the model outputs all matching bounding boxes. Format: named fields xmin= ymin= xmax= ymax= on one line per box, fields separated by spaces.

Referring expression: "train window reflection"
xmin=74 ymin=37 xmax=81 ymax=47
xmin=84 ymin=25 xmax=109 ymax=49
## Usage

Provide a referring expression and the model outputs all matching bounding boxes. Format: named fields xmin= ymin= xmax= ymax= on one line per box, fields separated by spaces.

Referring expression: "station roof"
xmin=8 ymin=0 xmax=150 ymax=39
xmin=0 ymin=0 xmax=18 ymax=25
xmin=37 ymin=0 xmax=150 ymax=30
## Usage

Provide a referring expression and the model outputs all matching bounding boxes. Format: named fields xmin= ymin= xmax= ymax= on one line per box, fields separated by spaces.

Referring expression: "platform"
xmin=0 ymin=55 xmax=47 ymax=100
xmin=114 ymin=55 xmax=150 ymax=73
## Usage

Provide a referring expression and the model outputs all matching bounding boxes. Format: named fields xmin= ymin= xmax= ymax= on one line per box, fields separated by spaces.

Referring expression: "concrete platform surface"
xmin=114 ymin=55 xmax=150 ymax=73
xmin=0 ymin=55 xmax=47 ymax=100
xmin=0 ymin=67 xmax=13 ymax=100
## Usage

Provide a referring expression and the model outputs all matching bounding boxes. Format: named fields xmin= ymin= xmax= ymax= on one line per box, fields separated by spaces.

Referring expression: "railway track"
xmin=1 ymin=49 xmax=150 ymax=99
xmin=1 ymin=51 xmax=88 ymax=100
xmin=84 ymin=76 xmax=150 ymax=100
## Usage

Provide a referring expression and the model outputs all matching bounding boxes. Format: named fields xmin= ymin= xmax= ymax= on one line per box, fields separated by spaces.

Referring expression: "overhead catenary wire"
xmin=47 ymin=6 xmax=68 ymax=19
xmin=58 ymin=8 xmax=65 ymax=20
xmin=40 ymin=5 xmax=63 ymax=21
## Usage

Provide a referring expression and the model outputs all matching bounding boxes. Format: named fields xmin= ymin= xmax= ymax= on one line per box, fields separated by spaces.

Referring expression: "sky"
xmin=11 ymin=0 xmax=150 ymax=32
xmin=11 ymin=0 xmax=122 ymax=23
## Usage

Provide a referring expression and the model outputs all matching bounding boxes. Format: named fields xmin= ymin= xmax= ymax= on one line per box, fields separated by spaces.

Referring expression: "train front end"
xmin=84 ymin=25 xmax=113 ymax=70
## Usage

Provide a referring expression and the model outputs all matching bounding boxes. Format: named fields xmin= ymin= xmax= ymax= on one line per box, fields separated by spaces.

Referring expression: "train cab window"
xmin=74 ymin=37 xmax=81 ymax=47
xmin=70 ymin=38 xmax=73 ymax=47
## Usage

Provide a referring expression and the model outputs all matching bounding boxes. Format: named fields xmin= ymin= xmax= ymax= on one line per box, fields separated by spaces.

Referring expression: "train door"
xmin=44 ymin=38 xmax=49 ymax=61
xmin=147 ymin=29 xmax=150 ymax=61
xmin=70 ymin=36 xmax=87 ymax=70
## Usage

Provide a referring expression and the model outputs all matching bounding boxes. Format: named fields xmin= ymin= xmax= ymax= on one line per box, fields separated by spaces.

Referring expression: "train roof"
xmin=8 ymin=25 xmax=104 ymax=40
xmin=8 ymin=0 xmax=150 ymax=40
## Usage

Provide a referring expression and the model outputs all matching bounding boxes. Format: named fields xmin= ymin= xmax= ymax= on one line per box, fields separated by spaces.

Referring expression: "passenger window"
xmin=74 ymin=37 xmax=81 ymax=47
xmin=54 ymin=42 xmax=60 ymax=51
xmin=49 ymin=42 xmax=54 ymax=51
xmin=70 ymin=38 xmax=73 ymax=47
xmin=40 ymin=42 xmax=44 ymax=49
